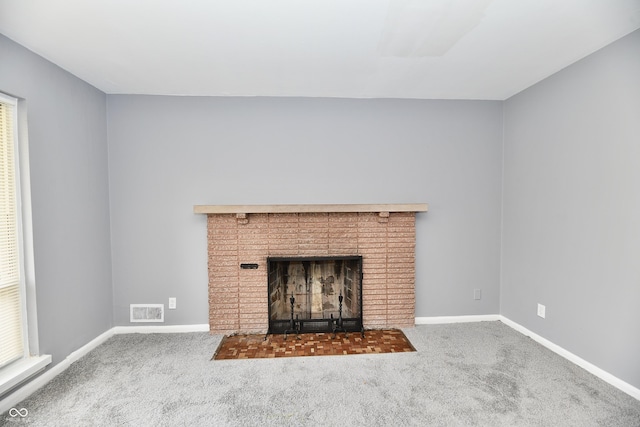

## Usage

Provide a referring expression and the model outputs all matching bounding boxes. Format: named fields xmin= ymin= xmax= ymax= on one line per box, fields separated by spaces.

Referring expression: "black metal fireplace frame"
xmin=267 ymin=255 xmax=363 ymax=335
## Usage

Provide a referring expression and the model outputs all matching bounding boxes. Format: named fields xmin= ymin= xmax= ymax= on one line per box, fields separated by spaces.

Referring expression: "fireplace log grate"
xmin=267 ymin=256 xmax=363 ymax=337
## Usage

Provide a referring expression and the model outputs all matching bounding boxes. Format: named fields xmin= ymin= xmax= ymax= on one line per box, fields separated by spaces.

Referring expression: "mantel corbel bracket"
xmin=236 ymin=213 xmax=248 ymax=225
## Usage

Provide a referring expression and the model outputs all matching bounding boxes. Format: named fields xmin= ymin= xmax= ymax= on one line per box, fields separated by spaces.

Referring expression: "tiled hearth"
xmin=194 ymin=204 xmax=427 ymax=334
xmin=213 ymin=329 xmax=416 ymax=360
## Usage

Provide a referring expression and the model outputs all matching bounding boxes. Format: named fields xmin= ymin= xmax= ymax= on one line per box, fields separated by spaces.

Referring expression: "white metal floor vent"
xmin=130 ymin=304 xmax=165 ymax=323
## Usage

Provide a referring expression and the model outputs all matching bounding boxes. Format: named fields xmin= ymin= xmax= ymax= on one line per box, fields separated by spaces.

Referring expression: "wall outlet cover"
xmin=473 ymin=289 xmax=481 ymax=300
xmin=537 ymin=303 xmax=546 ymax=319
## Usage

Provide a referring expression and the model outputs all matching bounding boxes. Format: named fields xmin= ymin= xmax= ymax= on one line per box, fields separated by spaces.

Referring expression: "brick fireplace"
xmin=194 ymin=204 xmax=428 ymax=334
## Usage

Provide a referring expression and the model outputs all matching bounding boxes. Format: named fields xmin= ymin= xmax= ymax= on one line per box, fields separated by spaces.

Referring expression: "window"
xmin=0 ymin=93 xmax=25 ymax=368
xmin=0 ymin=92 xmax=49 ymax=397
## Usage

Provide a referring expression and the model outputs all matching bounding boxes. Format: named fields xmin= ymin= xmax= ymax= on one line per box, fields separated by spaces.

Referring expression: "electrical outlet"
xmin=473 ymin=289 xmax=481 ymax=300
xmin=169 ymin=297 xmax=177 ymax=310
xmin=537 ymin=303 xmax=545 ymax=318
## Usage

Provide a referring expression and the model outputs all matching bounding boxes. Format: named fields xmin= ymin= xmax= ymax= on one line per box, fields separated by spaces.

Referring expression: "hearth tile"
xmin=212 ymin=329 xmax=415 ymax=360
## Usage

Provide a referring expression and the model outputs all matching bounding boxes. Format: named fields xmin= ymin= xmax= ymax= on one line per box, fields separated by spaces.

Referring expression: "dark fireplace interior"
xmin=267 ymin=256 xmax=363 ymax=335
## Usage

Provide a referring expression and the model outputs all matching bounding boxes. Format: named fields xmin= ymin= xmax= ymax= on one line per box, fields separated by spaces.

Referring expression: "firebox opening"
xmin=267 ymin=256 xmax=363 ymax=334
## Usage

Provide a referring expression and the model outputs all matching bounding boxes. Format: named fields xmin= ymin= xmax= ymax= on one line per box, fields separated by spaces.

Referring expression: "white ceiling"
xmin=1 ymin=0 xmax=639 ymax=100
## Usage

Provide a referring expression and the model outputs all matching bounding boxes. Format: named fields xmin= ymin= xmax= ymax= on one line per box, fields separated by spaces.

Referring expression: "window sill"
xmin=0 ymin=355 xmax=52 ymax=397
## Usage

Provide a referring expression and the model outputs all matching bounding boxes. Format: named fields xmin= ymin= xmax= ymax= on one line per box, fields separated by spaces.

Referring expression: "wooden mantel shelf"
xmin=194 ymin=203 xmax=428 ymax=215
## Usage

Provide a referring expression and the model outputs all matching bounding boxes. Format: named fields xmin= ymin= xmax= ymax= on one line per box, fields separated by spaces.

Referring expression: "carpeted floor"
xmin=2 ymin=321 xmax=640 ymax=426
xmin=213 ymin=329 xmax=415 ymax=360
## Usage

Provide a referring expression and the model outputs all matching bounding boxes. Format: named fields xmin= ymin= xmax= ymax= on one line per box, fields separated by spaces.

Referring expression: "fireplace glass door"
xmin=267 ymin=256 xmax=363 ymax=334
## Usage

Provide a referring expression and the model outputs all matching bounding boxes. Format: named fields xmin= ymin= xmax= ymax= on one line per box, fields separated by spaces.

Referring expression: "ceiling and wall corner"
xmin=0 ymin=0 xmax=639 ymax=100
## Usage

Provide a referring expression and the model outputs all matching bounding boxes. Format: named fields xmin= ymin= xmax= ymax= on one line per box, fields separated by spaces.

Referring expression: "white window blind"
xmin=0 ymin=94 xmax=24 ymax=368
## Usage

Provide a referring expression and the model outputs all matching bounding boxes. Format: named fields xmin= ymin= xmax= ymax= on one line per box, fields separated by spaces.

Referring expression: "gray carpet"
xmin=2 ymin=321 xmax=639 ymax=426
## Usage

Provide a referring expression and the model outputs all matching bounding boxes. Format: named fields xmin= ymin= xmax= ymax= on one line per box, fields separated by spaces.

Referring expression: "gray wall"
xmin=502 ymin=29 xmax=640 ymax=388
xmin=107 ymin=96 xmax=504 ymax=325
xmin=0 ymin=35 xmax=113 ymax=366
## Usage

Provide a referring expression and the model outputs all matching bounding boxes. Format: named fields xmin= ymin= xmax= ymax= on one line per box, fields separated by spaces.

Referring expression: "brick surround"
xmin=206 ymin=211 xmax=418 ymax=334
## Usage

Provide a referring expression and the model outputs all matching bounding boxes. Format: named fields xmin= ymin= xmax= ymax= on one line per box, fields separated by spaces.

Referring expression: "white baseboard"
xmin=499 ymin=316 xmax=640 ymax=401
xmin=0 ymin=328 xmax=114 ymax=414
xmin=415 ymin=314 xmax=501 ymax=324
xmin=112 ymin=324 xmax=209 ymax=334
